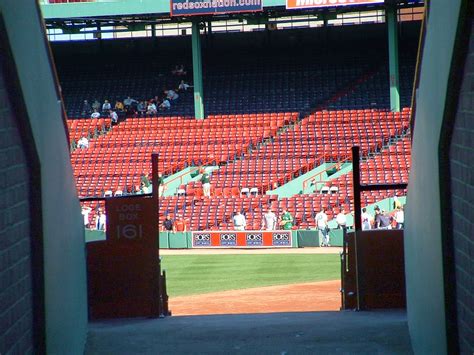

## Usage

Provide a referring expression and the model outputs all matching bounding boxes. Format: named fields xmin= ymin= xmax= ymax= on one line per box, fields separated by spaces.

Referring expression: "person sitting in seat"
xmin=77 ymin=137 xmax=89 ymax=149
xmin=102 ymin=100 xmax=111 ymax=112
xmin=81 ymin=100 xmax=92 ymax=116
xmin=110 ymin=110 xmax=118 ymax=124
xmin=146 ymin=102 xmax=157 ymax=115
xmin=91 ymin=109 xmax=101 ymax=119
xmin=166 ymin=89 xmax=179 ymax=101
xmin=91 ymin=99 xmax=101 ymax=112
xmin=159 ymin=97 xmax=171 ymax=110
xmin=178 ymin=80 xmax=193 ymax=92
xmin=137 ymin=101 xmax=146 ymax=116
xmin=114 ymin=100 xmax=124 ymax=112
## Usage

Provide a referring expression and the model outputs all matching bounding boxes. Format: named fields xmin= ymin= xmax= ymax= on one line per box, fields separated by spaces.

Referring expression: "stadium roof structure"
xmin=41 ymin=0 xmax=423 ymax=33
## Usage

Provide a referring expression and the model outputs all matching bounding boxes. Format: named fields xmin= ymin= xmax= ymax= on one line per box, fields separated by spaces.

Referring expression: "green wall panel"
xmin=169 ymin=232 xmax=188 ymax=248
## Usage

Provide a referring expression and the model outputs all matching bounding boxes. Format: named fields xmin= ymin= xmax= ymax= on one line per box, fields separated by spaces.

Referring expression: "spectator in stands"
xmin=123 ymin=96 xmax=135 ymax=107
xmin=158 ymin=173 xmax=165 ymax=197
xmin=173 ymin=214 xmax=187 ymax=233
xmin=316 ymin=207 xmax=330 ymax=246
xmin=81 ymin=206 xmax=92 ymax=228
xmin=159 ymin=98 xmax=171 ymax=111
xmin=110 ymin=110 xmax=118 ymax=124
xmin=140 ymin=181 xmax=151 ymax=194
xmin=124 ymin=96 xmax=138 ymax=114
xmin=336 ymin=208 xmax=347 ymax=232
xmin=102 ymin=100 xmax=111 ymax=112
xmin=147 ymin=101 xmax=157 ymax=115
xmin=95 ymin=209 xmax=106 ymax=231
xmin=137 ymin=101 xmax=146 ymax=116
xmin=374 ymin=207 xmax=391 ymax=229
xmin=92 ymin=99 xmax=101 ymax=112
xmin=394 ymin=206 xmax=404 ymax=229
xmin=114 ymin=100 xmax=124 ymax=112
xmin=262 ymin=208 xmax=277 ymax=231
xmin=279 ymin=209 xmax=294 ymax=230
xmin=361 ymin=207 xmax=372 ymax=230
xmin=200 ymin=168 xmax=211 ymax=198
xmin=393 ymin=195 xmax=402 ymax=209
xmin=178 ymin=80 xmax=192 ymax=92
xmin=232 ymin=211 xmax=246 ymax=231
xmin=77 ymin=136 xmax=89 ymax=149
xmin=91 ymin=109 xmax=100 ymax=119
xmin=140 ymin=173 xmax=151 ymax=190
xmin=172 ymin=64 xmax=187 ymax=76
xmin=81 ymin=100 xmax=91 ymax=116
xmin=166 ymin=89 xmax=179 ymax=101
xmin=162 ymin=215 xmax=174 ymax=232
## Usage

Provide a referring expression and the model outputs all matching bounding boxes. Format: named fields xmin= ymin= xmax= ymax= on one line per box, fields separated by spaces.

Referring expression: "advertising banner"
xmin=192 ymin=230 xmax=292 ymax=248
xmin=170 ymin=0 xmax=263 ymax=17
xmin=286 ymin=0 xmax=384 ymax=10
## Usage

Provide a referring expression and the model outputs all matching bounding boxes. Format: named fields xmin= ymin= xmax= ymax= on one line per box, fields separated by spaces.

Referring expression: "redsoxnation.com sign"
xmin=286 ymin=0 xmax=384 ymax=10
xmin=170 ymin=0 xmax=263 ymax=17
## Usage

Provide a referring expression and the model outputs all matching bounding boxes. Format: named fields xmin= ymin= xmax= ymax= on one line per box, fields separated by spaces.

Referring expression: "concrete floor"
xmin=86 ymin=310 xmax=412 ymax=354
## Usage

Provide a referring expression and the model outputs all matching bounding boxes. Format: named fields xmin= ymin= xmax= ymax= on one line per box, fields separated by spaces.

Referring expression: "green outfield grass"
xmin=161 ymin=254 xmax=340 ymax=297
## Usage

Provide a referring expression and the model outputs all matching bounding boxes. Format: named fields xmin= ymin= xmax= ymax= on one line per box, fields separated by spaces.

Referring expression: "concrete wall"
xmin=450 ymin=18 xmax=474 ymax=354
xmin=0 ymin=1 xmax=88 ymax=354
xmin=0 ymin=44 xmax=35 ymax=354
xmin=404 ymin=1 xmax=462 ymax=353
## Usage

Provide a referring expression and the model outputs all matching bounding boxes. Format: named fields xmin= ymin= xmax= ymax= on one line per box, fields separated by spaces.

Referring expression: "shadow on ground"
xmin=86 ymin=310 xmax=412 ymax=354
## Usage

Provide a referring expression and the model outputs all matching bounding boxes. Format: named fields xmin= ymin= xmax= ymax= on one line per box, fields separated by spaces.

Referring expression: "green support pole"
xmin=387 ymin=5 xmax=400 ymax=112
xmin=192 ymin=21 xmax=205 ymax=119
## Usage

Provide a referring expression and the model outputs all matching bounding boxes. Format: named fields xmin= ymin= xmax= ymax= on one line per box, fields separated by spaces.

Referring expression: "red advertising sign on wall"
xmin=286 ymin=0 xmax=383 ymax=10
xmin=192 ymin=230 xmax=292 ymax=248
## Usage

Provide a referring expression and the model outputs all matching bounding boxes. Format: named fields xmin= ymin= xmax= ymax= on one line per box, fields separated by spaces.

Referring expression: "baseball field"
xmin=160 ymin=250 xmax=342 ymax=315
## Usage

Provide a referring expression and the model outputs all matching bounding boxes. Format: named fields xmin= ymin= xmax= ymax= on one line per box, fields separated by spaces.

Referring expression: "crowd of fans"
xmin=79 ymin=65 xmax=192 ymax=121
xmin=75 ymin=67 xmax=193 ymax=150
xmin=76 ymin=62 xmax=405 ymax=237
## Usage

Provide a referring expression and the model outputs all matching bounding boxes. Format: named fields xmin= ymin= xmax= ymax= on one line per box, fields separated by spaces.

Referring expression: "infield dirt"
xmin=170 ymin=280 xmax=340 ymax=316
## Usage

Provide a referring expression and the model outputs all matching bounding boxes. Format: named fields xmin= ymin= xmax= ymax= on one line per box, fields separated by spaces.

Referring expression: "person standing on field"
xmin=262 ymin=208 xmax=277 ymax=230
xmin=233 ymin=211 xmax=246 ymax=231
xmin=173 ymin=214 xmax=187 ymax=233
xmin=315 ymin=207 xmax=329 ymax=247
